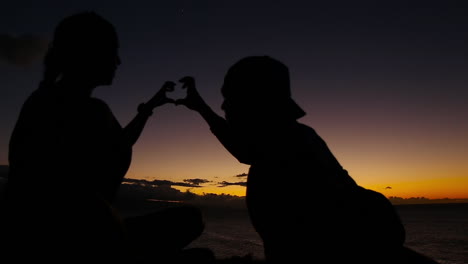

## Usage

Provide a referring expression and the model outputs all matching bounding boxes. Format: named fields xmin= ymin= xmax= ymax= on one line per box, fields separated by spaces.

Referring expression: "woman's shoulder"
xmin=88 ymin=97 xmax=111 ymax=111
xmin=19 ymin=87 xmax=57 ymax=115
xmin=78 ymin=97 xmax=114 ymax=119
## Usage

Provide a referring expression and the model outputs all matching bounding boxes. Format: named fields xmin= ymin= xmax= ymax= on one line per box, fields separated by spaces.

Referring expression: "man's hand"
xmin=175 ymin=76 xmax=207 ymax=112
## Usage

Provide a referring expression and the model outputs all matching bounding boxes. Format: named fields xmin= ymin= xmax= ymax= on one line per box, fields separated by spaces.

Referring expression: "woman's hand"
xmin=175 ymin=76 xmax=208 ymax=112
xmin=137 ymin=81 xmax=175 ymax=116
xmin=146 ymin=81 xmax=176 ymax=109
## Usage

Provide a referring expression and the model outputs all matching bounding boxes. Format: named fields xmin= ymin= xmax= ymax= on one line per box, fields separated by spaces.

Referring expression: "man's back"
xmin=245 ymin=122 xmax=405 ymax=263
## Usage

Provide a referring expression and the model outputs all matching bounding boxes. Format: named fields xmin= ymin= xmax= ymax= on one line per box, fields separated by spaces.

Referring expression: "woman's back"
xmin=8 ymin=83 xmax=132 ymax=200
xmin=5 ymin=84 xmax=130 ymax=263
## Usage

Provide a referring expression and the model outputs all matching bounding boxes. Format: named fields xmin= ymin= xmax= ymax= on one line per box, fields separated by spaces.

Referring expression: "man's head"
xmin=221 ymin=56 xmax=305 ymax=127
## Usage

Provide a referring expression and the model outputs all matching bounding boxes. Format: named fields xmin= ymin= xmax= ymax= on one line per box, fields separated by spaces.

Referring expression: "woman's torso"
xmin=7 ymin=85 xmax=132 ymax=203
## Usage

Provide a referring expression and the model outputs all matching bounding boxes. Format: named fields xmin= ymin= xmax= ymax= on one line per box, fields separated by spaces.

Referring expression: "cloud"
xmin=119 ymin=178 xmax=246 ymax=199
xmin=117 ymin=178 xmax=249 ymax=212
xmin=118 ymin=178 xmax=198 ymax=205
xmin=235 ymin=173 xmax=248 ymax=178
xmin=218 ymin=181 xmax=247 ymax=187
xmin=123 ymin=177 xmax=208 ymax=188
xmin=116 ymin=178 xmax=247 ymax=211
xmin=0 ymin=34 xmax=48 ymax=66
xmin=150 ymin=179 xmax=179 ymax=186
xmin=183 ymin=178 xmax=211 ymax=186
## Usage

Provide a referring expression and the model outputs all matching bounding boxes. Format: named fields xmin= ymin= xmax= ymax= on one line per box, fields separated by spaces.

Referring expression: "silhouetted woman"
xmin=176 ymin=56 xmax=440 ymax=264
xmin=5 ymin=12 xmax=205 ymax=263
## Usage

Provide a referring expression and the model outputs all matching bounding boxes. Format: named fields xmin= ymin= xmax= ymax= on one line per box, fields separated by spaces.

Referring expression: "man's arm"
xmin=176 ymin=76 xmax=252 ymax=164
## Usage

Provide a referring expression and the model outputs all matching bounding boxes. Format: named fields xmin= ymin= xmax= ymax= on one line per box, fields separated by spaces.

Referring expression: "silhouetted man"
xmin=176 ymin=56 xmax=439 ymax=264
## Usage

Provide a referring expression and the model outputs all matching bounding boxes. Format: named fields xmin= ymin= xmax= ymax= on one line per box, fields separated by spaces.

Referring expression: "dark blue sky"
xmin=1 ymin=1 xmax=467 ymax=197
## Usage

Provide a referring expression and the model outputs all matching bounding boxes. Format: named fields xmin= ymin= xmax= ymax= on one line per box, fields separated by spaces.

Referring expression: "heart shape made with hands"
xmin=163 ymin=76 xmax=194 ymax=101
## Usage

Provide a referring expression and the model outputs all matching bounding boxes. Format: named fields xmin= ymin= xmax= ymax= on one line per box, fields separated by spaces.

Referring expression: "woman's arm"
xmin=122 ymin=81 xmax=175 ymax=147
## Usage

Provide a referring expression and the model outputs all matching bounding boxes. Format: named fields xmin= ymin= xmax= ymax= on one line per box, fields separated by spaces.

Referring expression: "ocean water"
xmin=188 ymin=203 xmax=468 ymax=264
xmin=397 ymin=203 xmax=468 ymax=264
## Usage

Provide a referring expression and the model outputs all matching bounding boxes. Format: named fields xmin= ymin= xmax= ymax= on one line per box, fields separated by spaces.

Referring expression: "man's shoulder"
xmin=296 ymin=122 xmax=319 ymax=138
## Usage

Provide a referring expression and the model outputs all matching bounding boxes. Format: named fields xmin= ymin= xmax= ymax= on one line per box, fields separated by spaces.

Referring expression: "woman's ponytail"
xmin=38 ymin=45 xmax=61 ymax=90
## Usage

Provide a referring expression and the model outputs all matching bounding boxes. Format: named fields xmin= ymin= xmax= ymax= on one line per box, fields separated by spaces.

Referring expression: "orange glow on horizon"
xmin=175 ymin=185 xmax=247 ymax=197
xmin=365 ymin=176 xmax=468 ymax=200
xmin=128 ymin=175 xmax=468 ymax=200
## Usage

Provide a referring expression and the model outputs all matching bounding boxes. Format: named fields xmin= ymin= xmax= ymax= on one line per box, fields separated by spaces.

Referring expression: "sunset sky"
xmin=1 ymin=1 xmax=467 ymax=199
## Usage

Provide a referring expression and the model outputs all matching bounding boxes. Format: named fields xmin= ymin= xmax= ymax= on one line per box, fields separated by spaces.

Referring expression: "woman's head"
xmin=42 ymin=11 xmax=120 ymax=87
xmin=221 ymin=56 xmax=305 ymax=127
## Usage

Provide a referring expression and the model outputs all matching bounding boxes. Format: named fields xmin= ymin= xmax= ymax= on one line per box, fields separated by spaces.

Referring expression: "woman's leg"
xmin=123 ymin=204 xmax=206 ymax=262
